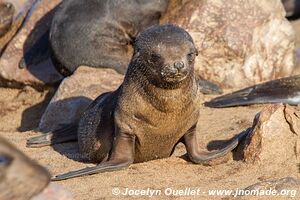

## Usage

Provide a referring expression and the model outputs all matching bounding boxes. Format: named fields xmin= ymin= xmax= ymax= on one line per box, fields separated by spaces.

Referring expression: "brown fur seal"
xmin=205 ymin=75 xmax=300 ymax=108
xmin=50 ymin=0 xmax=169 ymax=76
xmin=0 ymin=2 xmax=14 ymax=37
xmin=28 ymin=24 xmax=246 ymax=181
xmin=0 ymin=136 xmax=50 ymax=200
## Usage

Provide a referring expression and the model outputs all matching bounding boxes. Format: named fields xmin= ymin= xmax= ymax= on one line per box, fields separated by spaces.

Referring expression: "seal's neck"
xmin=148 ymin=78 xmax=197 ymax=112
xmin=124 ymin=70 xmax=198 ymax=112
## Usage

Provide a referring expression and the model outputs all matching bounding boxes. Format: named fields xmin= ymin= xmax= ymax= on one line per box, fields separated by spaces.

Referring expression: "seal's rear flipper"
xmin=27 ymin=124 xmax=78 ymax=148
xmin=184 ymin=125 xmax=248 ymax=164
xmin=198 ymin=79 xmax=223 ymax=95
xmin=204 ymin=75 xmax=300 ymax=108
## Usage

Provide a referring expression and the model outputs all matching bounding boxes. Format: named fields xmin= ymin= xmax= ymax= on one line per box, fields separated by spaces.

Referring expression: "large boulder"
xmin=161 ymin=0 xmax=295 ymax=88
xmin=242 ymin=104 xmax=300 ymax=164
xmin=0 ymin=0 xmax=35 ymax=51
xmin=38 ymin=66 xmax=123 ymax=133
xmin=0 ymin=0 xmax=63 ymax=88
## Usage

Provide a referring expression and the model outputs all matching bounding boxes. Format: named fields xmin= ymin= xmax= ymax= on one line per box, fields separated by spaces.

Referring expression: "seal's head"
xmin=130 ymin=24 xmax=198 ymax=87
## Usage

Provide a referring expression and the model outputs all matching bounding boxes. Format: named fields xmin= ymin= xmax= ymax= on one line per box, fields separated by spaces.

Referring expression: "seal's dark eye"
xmin=151 ymin=53 xmax=161 ymax=60
xmin=187 ymin=53 xmax=196 ymax=62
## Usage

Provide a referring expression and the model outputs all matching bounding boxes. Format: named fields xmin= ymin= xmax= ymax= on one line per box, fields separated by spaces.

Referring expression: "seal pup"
xmin=205 ymin=75 xmax=300 ymax=108
xmin=50 ymin=0 xmax=169 ymax=76
xmin=28 ymin=24 xmax=246 ymax=181
xmin=0 ymin=2 xmax=14 ymax=37
xmin=0 ymin=136 xmax=50 ymax=200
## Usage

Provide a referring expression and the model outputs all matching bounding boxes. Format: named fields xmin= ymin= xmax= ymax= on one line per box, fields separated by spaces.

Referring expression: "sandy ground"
xmin=0 ymin=85 xmax=299 ymax=200
xmin=1 ymin=14 xmax=300 ymax=200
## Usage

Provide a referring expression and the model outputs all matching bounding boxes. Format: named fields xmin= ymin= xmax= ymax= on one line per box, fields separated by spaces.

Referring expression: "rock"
xmin=0 ymin=136 xmax=50 ymax=200
xmin=0 ymin=0 xmax=63 ymax=88
xmin=237 ymin=177 xmax=300 ymax=198
xmin=0 ymin=0 xmax=35 ymax=51
xmin=0 ymin=136 xmax=73 ymax=200
xmin=161 ymin=0 xmax=295 ymax=88
xmin=38 ymin=66 xmax=123 ymax=133
xmin=32 ymin=183 xmax=73 ymax=200
xmin=245 ymin=177 xmax=300 ymax=191
xmin=243 ymin=104 xmax=300 ymax=163
xmin=293 ymin=48 xmax=300 ymax=74
xmin=0 ymin=1 xmax=14 ymax=37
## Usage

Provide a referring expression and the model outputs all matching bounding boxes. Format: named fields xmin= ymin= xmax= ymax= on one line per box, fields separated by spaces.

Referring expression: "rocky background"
xmin=1 ymin=0 xmax=300 ymax=199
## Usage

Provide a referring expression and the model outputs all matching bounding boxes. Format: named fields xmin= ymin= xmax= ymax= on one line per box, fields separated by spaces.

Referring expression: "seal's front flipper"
xmin=183 ymin=125 xmax=248 ymax=164
xmin=51 ymin=162 xmax=129 ymax=181
xmin=26 ymin=124 xmax=78 ymax=148
xmin=204 ymin=75 xmax=300 ymax=108
xmin=52 ymin=133 xmax=135 ymax=181
xmin=198 ymin=78 xmax=223 ymax=95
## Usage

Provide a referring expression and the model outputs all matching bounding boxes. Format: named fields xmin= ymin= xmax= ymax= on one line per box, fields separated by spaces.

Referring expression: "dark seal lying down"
xmin=49 ymin=0 xmax=169 ymax=76
xmin=28 ymin=24 xmax=246 ymax=181
xmin=205 ymin=75 xmax=300 ymax=108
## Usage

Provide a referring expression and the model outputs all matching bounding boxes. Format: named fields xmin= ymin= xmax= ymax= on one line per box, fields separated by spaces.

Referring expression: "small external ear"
xmin=134 ymin=46 xmax=140 ymax=53
xmin=0 ymin=155 xmax=12 ymax=167
xmin=195 ymin=48 xmax=199 ymax=56
xmin=133 ymin=51 xmax=140 ymax=59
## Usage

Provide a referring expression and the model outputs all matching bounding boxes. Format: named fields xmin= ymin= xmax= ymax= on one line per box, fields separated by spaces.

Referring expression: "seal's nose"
xmin=174 ymin=61 xmax=184 ymax=70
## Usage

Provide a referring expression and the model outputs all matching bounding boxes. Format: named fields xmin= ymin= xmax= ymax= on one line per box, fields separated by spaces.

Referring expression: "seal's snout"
xmin=5 ymin=2 xmax=12 ymax=9
xmin=174 ymin=61 xmax=184 ymax=70
xmin=161 ymin=60 xmax=188 ymax=83
xmin=172 ymin=61 xmax=187 ymax=76
xmin=161 ymin=64 xmax=177 ymax=75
